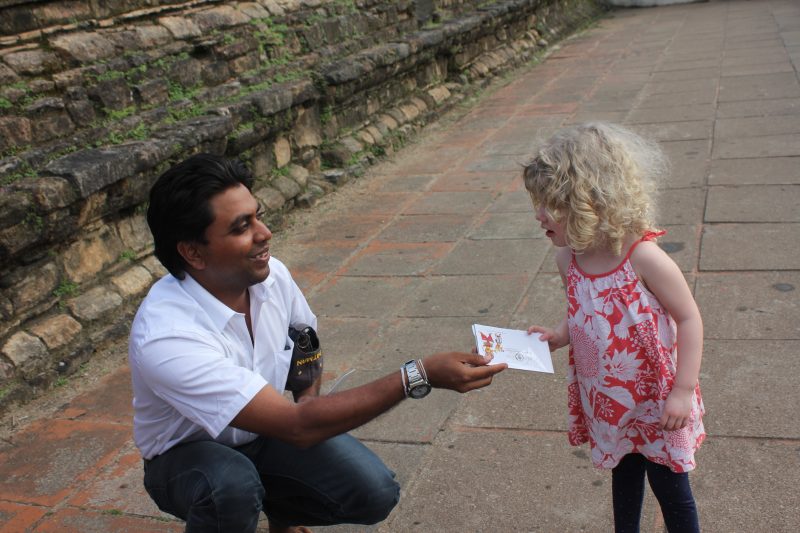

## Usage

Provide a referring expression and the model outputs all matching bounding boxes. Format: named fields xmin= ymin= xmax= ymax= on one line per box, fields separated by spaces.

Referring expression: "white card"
xmin=472 ymin=324 xmax=554 ymax=373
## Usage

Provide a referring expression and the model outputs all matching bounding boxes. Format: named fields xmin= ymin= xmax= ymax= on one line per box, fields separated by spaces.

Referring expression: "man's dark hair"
xmin=147 ymin=153 xmax=254 ymax=279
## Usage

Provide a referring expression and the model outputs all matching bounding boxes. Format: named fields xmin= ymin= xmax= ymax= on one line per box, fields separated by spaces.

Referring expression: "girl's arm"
xmin=528 ymin=247 xmax=571 ymax=351
xmin=631 ymin=241 xmax=703 ymax=431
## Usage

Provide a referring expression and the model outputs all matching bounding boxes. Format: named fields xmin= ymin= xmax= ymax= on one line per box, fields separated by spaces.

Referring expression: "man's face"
xmin=189 ymin=184 xmax=272 ymax=296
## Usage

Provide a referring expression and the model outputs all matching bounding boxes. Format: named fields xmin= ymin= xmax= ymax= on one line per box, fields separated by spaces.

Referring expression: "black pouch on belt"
xmin=285 ymin=325 xmax=322 ymax=392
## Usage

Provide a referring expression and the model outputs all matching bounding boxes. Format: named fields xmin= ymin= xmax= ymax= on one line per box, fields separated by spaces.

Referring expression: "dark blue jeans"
xmin=143 ymin=434 xmax=399 ymax=532
xmin=612 ymin=453 xmax=700 ymax=533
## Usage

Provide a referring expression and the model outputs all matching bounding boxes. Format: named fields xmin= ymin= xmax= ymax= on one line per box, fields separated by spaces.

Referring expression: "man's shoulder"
xmin=132 ymin=275 xmax=200 ymax=333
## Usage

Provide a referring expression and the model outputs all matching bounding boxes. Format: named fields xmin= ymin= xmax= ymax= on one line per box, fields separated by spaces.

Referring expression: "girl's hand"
xmin=659 ymin=387 xmax=694 ymax=431
xmin=527 ymin=325 xmax=568 ymax=352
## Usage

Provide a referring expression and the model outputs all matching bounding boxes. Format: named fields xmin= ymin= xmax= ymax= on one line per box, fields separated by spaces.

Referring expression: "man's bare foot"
xmin=268 ymin=522 xmax=312 ymax=533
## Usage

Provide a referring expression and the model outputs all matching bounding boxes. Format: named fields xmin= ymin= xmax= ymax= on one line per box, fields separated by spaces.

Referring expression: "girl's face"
xmin=535 ymin=205 xmax=568 ymax=247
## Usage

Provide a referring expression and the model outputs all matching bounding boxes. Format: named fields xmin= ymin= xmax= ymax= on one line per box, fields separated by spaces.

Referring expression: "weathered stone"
xmin=274 ymin=137 xmax=291 ymax=167
xmin=399 ymin=102 xmax=421 ymax=121
xmin=62 ymin=226 xmax=124 ymax=284
xmin=191 ymin=5 xmax=251 ymax=32
xmin=29 ymin=314 xmax=82 ymax=350
xmin=288 ymin=164 xmax=309 ymax=187
xmin=154 ymin=115 xmax=233 ymax=153
xmin=159 ymin=16 xmax=202 ymax=39
xmin=50 ymin=32 xmax=116 ymax=63
xmin=254 ymin=186 xmax=286 ymax=211
xmin=117 ymin=213 xmax=151 ymax=253
xmin=27 ymin=98 xmax=75 ymax=142
xmin=340 ymin=136 xmax=363 ymax=154
xmin=45 ymin=140 xmax=175 ymax=197
xmin=111 ymin=265 xmax=153 ymax=297
xmin=357 ymin=129 xmax=376 ymax=145
xmin=88 ymin=77 xmax=133 ymax=110
xmin=1 ymin=331 xmax=47 ymax=374
xmin=3 ymin=49 xmax=59 ymax=76
xmin=252 ymin=86 xmax=294 ymax=116
xmin=0 ymin=62 xmax=19 ymax=84
xmin=259 ymin=0 xmax=285 ymax=16
xmin=0 ymin=221 xmax=40 ymax=258
xmin=427 ymin=85 xmax=451 ymax=105
xmin=12 ymin=176 xmax=77 ymax=212
xmin=238 ymin=2 xmax=271 ymax=19
xmin=65 ymin=98 xmax=97 ymax=127
xmin=134 ymin=25 xmax=173 ymax=48
xmin=67 ymin=286 xmax=123 ymax=322
xmin=0 ymin=116 xmax=32 ymax=152
xmin=378 ymin=113 xmax=399 ymax=131
xmin=292 ymin=106 xmax=322 ymax=149
xmin=365 ymin=125 xmax=383 ymax=144
xmin=141 ymin=255 xmax=167 ymax=278
xmin=8 ymin=261 xmax=58 ymax=312
xmin=322 ymin=168 xmax=348 ymax=185
xmin=201 ymin=61 xmax=232 ymax=86
xmin=272 ymin=174 xmax=302 ymax=200
xmin=133 ymin=78 xmax=169 ymax=106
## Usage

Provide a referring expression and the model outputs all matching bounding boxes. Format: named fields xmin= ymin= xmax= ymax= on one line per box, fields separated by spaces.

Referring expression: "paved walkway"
xmin=2 ymin=0 xmax=799 ymax=531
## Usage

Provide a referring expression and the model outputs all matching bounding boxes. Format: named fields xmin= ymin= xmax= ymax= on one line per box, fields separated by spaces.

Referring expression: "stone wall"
xmin=0 ymin=0 xmax=605 ymax=413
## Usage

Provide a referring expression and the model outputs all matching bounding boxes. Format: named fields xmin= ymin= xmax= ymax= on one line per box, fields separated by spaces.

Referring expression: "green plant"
xmin=54 ymin=377 xmax=68 ymax=387
xmin=0 ymin=386 xmax=10 ymax=401
xmin=105 ymin=106 xmax=137 ymax=121
xmin=0 ymin=97 xmax=11 ymax=109
xmin=24 ymin=211 xmax=43 ymax=231
xmin=129 ymin=122 xmax=151 ymax=140
xmin=119 ymin=249 xmax=137 ymax=261
xmin=53 ymin=280 xmax=79 ymax=300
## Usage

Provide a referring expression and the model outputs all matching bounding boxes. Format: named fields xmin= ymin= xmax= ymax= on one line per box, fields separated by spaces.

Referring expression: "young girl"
xmin=523 ymin=122 xmax=705 ymax=533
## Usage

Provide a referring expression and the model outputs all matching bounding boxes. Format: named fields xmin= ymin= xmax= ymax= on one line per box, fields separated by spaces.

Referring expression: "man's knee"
xmin=343 ymin=465 xmax=400 ymax=524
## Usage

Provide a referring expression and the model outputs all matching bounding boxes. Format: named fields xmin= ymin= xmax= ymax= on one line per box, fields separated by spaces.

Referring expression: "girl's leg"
xmin=644 ymin=460 xmax=700 ymax=533
xmin=612 ymin=453 xmax=648 ymax=533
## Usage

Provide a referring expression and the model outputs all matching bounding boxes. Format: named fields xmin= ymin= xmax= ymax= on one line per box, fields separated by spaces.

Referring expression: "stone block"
xmin=254 ymin=186 xmax=286 ymax=211
xmin=190 ymin=6 xmax=251 ymax=32
xmin=271 ymin=174 xmax=302 ymax=200
xmin=117 ymin=214 xmax=151 ymax=253
xmin=3 ymin=49 xmax=59 ymax=76
xmin=292 ymin=106 xmax=322 ymax=149
xmin=7 ymin=261 xmax=58 ymax=313
xmin=50 ymin=32 xmax=116 ymax=63
xmin=159 ymin=16 xmax=202 ymax=39
xmin=65 ymin=98 xmax=97 ymax=127
xmin=88 ymin=78 xmax=133 ymax=111
xmin=67 ymin=286 xmax=123 ymax=322
xmin=140 ymin=255 xmax=167 ymax=278
xmin=0 ymin=116 xmax=32 ymax=152
xmin=427 ymin=85 xmax=451 ymax=105
xmin=0 ymin=62 xmax=19 ymax=84
xmin=1 ymin=331 xmax=47 ymax=372
xmin=62 ymin=227 xmax=124 ymax=284
xmin=133 ymin=79 xmax=169 ymax=106
xmin=133 ymin=25 xmax=172 ymax=48
xmin=287 ymin=164 xmax=309 ymax=187
xmin=29 ymin=314 xmax=83 ymax=351
xmin=274 ymin=136 xmax=291 ymax=167
xmin=111 ymin=266 xmax=153 ymax=297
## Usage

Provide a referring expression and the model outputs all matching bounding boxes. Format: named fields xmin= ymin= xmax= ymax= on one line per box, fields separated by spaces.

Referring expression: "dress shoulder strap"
xmin=624 ymin=230 xmax=667 ymax=261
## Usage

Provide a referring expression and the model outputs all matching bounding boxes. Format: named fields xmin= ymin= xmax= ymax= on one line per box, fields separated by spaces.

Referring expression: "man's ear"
xmin=177 ymin=241 xmax=206 ymax=271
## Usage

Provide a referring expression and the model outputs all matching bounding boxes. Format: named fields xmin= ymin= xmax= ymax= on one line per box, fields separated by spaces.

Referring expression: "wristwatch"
xmin=403 ymin=359 xmax=432 ymax=399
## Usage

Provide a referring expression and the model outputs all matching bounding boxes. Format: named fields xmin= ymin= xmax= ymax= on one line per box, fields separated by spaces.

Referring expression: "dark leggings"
xmin=612 ymin=453 xmax=700 ymax=533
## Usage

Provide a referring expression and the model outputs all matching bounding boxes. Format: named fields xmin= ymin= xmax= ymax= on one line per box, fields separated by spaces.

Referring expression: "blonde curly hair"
xmin=522 ymin=122 xmax=668 ymax=255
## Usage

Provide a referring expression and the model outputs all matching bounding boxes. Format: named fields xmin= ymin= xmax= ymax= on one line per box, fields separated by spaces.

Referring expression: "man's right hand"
xmin=421 ymin=352 xmax=506 ymax=393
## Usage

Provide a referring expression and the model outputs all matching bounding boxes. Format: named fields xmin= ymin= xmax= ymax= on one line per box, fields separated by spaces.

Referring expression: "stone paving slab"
xmin=712 ymin=132 xmax=800 ymax=159
xmin=695 ymin=271 xmax=800 ymax=340
xmin=383 ymin=430 xmax=615 ymax=532
xmin=701 ymin=340 xmax=800 ymax=439
xmin=692 ymin=437 xmax=800 ymax=533
xmin=699 ymin=223 xmax=799 ymax=270
xmin=705 ymin=185 xmax=800 ymax=222
xmin=708 ymin=156 xmax=800 ymax=185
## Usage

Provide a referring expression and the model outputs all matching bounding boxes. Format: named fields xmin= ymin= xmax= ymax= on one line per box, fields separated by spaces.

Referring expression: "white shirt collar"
xmin=178 ymin=272 xmax=275 ymax=332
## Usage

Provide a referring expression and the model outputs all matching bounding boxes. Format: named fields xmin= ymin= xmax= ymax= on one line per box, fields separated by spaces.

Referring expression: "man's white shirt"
xmin=129 ymin=257 xmax=316 ymax=460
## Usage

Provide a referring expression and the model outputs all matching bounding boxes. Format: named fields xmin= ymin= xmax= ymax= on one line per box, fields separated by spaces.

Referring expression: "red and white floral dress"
xmin=565 ymin=232 xmax=705 ymax=473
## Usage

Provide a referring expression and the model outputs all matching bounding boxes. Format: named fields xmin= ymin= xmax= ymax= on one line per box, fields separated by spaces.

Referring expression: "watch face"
xmin=409 ymin=383 xmax=432 ymax=399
